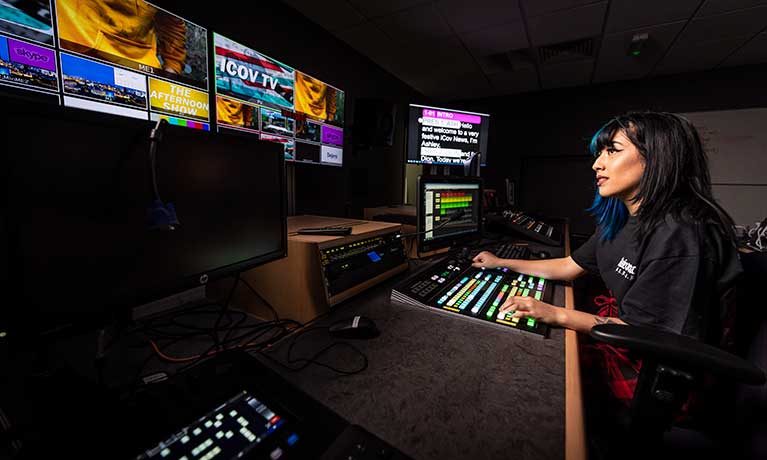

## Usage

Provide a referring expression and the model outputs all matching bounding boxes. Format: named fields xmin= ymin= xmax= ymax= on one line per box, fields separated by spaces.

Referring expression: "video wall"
xmin=213 ymin=33 xmax=344 ymax=166
xmin=0 ymin=0 xmax=345 ymax=166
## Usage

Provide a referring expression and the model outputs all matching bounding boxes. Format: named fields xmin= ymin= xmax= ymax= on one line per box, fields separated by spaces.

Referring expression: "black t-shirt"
xmin=572 ymin=214 xmax=742 ymax=342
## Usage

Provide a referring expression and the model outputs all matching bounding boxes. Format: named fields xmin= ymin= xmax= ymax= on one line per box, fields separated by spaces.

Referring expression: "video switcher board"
xmin=391 ymin=256 xmax=553 ymax=338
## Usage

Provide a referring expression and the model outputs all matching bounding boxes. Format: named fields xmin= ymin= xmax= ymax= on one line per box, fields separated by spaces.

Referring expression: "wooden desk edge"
xmin=564 ymin=223 xmax=587 ymax=460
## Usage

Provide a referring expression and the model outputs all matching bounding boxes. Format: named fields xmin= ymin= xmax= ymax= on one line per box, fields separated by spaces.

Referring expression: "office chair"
xmin=589 ymin=251 xmax=767 ymax=458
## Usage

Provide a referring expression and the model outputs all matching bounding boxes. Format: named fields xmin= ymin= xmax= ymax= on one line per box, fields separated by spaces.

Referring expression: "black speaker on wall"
xmin=353 ymin=98 xmax=396 ymax=148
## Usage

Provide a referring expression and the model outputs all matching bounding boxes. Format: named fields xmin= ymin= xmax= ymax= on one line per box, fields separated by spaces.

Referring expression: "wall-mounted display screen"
xmin=0 ymin=1 xmax=347 ymax=146
xmin=214 ymin=33 xmax=345 ymax=166
xmin=0 ymin=0 xmax=210 ymax=130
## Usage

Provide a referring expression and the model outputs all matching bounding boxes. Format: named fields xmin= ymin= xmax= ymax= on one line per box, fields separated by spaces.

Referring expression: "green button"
xmin=522 ymin=289 xmax=530 ymax=297
xmin=527 ymin=318 xmax=536 ymax=327
xmin=534 ymin=291 xmax=542 ymax=300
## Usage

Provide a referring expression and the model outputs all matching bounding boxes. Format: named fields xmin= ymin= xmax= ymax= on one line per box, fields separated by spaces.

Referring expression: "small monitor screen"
xmin=407 ymin=104 xmax=489 ymax=166
xmin=418 ymin=176 xmax=482 ymax=253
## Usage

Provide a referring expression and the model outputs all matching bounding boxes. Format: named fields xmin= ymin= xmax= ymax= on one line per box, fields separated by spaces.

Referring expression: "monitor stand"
xmin=428 ymin=165 xmax=451 ymax=176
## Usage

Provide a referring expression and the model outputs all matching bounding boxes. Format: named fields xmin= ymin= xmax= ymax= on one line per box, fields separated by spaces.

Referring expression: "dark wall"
xmin=458 ymin=63 xmax=767 ymax=235
xmin=153 ymin=0 xmax=426 ymax=217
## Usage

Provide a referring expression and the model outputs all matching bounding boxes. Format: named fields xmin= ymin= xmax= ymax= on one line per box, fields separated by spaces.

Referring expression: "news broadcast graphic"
xmin=0 ymin=0 xmax=54 ymax=45
xmin=0 ymin=33 xmax=57 ymax=93
xmin=55 ymin=0 xmax=208 ymax=89
xmin=214 ymin=32 xmax=294 ymax=111
xmin=213 ymin=32 xmax=345 ymax=166
xmin=407 ymin=104 xmax=490 ymax=166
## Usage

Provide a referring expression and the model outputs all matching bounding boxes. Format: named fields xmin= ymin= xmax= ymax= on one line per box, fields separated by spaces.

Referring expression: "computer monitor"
xmin=2 ymin=98 xmax=287 ymax=336
xmin=407 ymin=104 xmax=490 ymax=166
xmin=417 ymin=176 xmax=483 ymax=254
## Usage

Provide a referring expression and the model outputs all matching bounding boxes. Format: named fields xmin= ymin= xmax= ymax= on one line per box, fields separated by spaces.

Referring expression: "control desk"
xmin=256 ymin=225 xmax=586 ymax=460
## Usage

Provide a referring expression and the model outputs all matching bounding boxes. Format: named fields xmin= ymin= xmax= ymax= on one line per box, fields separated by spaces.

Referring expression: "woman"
xmin=472 ymin=112 xmax=742 ymax=403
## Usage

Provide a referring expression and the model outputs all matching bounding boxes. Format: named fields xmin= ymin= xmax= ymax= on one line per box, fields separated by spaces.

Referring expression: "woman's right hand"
xmin=472 ymin=251 xmax=503 ymax=269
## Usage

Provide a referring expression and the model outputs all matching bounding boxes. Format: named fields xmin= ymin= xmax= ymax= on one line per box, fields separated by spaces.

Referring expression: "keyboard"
xmin=464 ymin=242 xmax=531 ymax=262
xmin=494 ymin=242 xmax=531 ymax=260
xmin=486 ymin=211 xmax=563 ymax=246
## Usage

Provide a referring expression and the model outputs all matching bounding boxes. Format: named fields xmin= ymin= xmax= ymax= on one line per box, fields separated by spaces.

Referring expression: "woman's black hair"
xmin=588 ymin=111 xmax=736 ymax=242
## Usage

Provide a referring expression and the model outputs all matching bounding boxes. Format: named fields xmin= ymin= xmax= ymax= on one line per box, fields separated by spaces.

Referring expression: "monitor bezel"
xmin=416 ymin=175 xmax=483 ymax=254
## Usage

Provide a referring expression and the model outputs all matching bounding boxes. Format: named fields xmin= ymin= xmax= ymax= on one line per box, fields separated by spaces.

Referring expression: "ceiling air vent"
xmin=538 ymin=37 xmax=595 ymax=65
xmin=486 ymin=49 xmax=535 ymax=72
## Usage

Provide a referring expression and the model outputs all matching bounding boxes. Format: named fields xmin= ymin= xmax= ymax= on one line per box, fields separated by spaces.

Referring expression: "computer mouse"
xmin=537 ymin=250 xmax=551 ymax=259
xmin=328 ymin=316 xmax=380 ymax=340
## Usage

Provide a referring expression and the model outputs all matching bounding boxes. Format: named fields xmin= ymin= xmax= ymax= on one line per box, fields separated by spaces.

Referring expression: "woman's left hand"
xmin=499 ymin=296 xmax=564 ymax=326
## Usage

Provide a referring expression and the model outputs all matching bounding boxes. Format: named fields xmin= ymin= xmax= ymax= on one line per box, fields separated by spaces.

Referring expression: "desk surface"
xmin=256 ymin=237 xmax=585 ymax=460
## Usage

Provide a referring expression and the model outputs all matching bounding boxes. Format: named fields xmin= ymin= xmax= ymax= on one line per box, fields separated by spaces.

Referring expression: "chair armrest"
xmin=590 ymin=324 xmax=766 ymax=385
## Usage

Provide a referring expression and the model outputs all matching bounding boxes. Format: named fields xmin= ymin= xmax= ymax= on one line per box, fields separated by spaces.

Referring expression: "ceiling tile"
xmin=540 ymin=59 xmax=595 ymax=89
xmin=282 ymin=0 xmax=366 ymax=32
xmin=523 ymin=0 xmax=605 ymax=18
xmin=346 ymin=0 xmax=429 ymax=19
xmin=679 ymin=6 xmax=767 ymax=43
xmin=593 ymin=21 xmax=686 ymax=82
xmin=334 ymin=23 xmax=404 ymax=73
xmin=438 ymin=0 xmax=522 ymax=33
xmin=720 ymin=32 xmax=767 ymax=66
xmin=486 ymin=66 xmax=540 ymax=95
xmin=527 ymin=2 xmax=607 ymax=46
xmin=605 ymin=0 xmax=700 ymax=33
xmin=460 ymin=21 xmax=529 ymax=56
xmin=373 ymin=3 xmax=454 ymax=43
xmin=474 ymin=51 xmax=535 ymax=74
xmin=402 ymin=36 xmax=479 ymax=74
xmin=413 ymin=70 xmax=496 ymax=100
xmin=698 ymin=0 xmax=767 ymax=17
xmin=653 ymin=34 xmax=752 ymax=75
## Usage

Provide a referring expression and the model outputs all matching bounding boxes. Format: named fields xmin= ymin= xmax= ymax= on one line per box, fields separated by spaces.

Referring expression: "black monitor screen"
xmin=417 ymin=176 xmax=482 ymax=253
xmin=2 ymin=101 xmax=286 ymax=333
xmin=407 ymin=104 xmax=489 ymax=166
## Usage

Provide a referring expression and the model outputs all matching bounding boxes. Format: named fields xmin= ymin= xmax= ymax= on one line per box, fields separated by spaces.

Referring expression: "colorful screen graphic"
xmin=213 ymin=32 xmax=345 ymax=166
xmin=0 ymin=0 xmax=209 ymax=130
xmin=0 ymin=34 xmax=58 ymax=93
xmin=56 ymin=0 xmax=207 ymax=89
xmin=407 ymin=104 xmax=489 ymax=166
xmin=0 ymin=0 xmax=54 ymax=45
xmin=214 ymin=33 xmax=294 ymax=110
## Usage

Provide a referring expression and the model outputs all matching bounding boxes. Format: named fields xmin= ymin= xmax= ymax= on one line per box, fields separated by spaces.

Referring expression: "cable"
xmin=258 ymin=326 xmax=369 ymax=376
xmin=239 ymin=278 xmax=280 ymax=321
xmin=148 ymin=118 xmax=166 ymax=203
xmin=396 ymin=209 xmax=467 ymax=240
xmin=212 ymin=273 xmax=240 ymax=353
